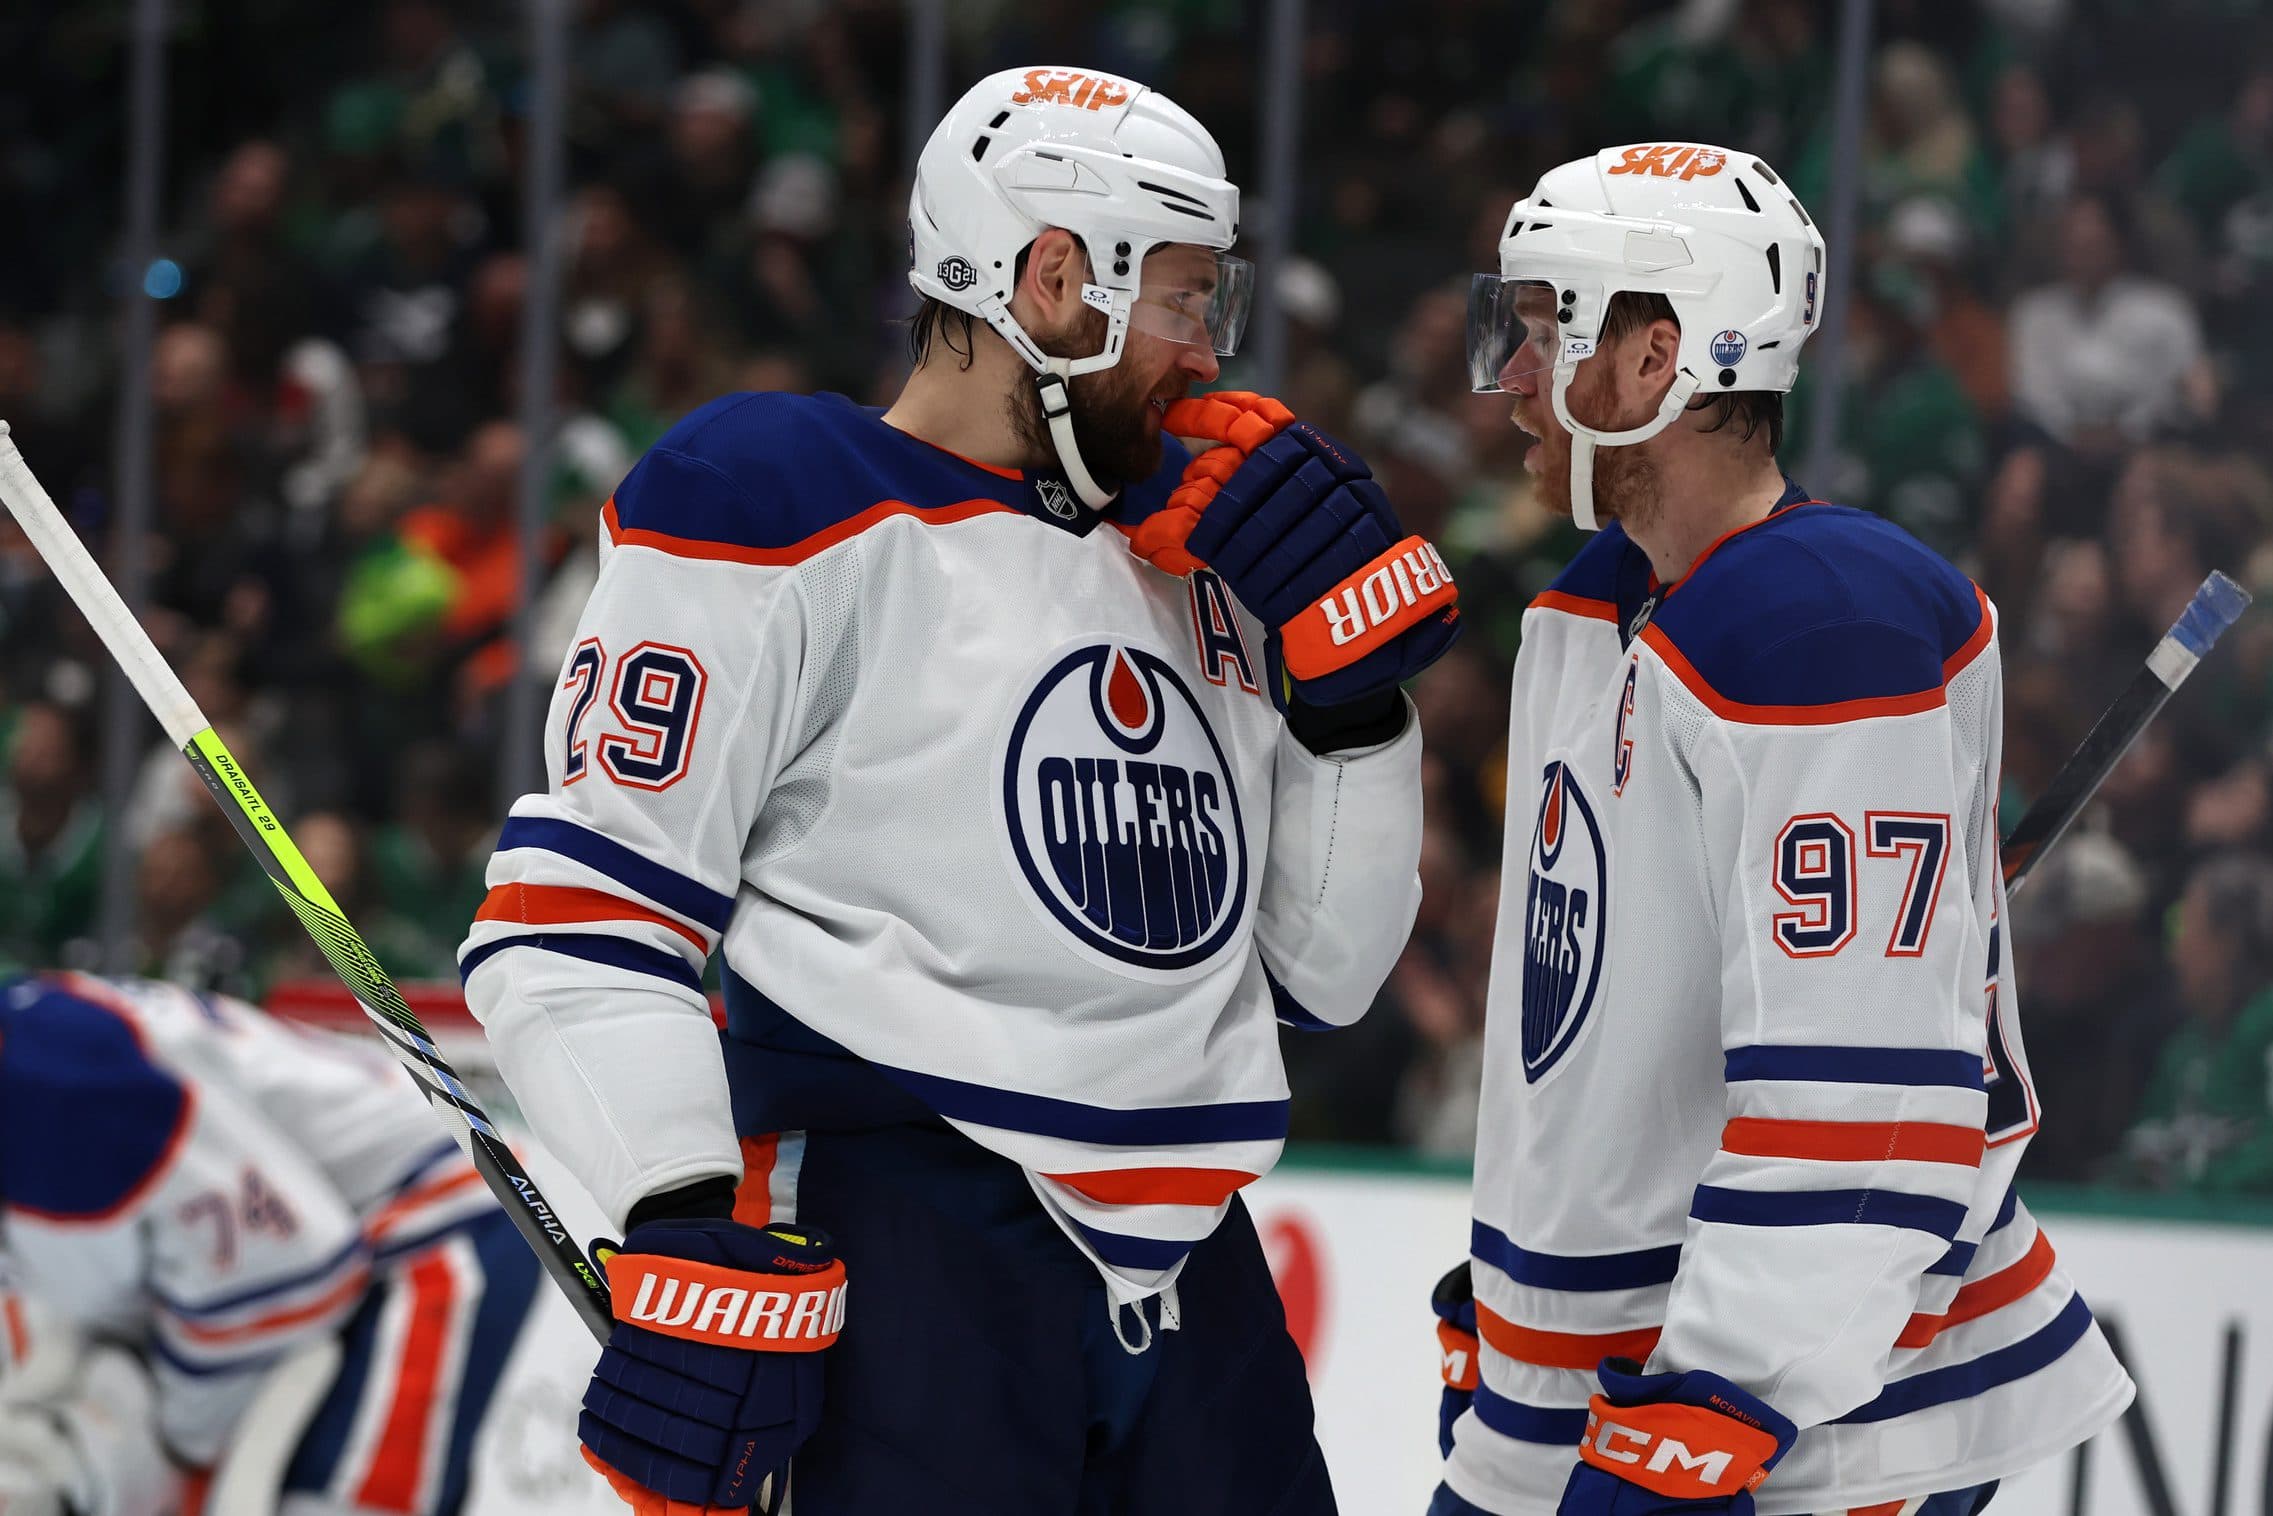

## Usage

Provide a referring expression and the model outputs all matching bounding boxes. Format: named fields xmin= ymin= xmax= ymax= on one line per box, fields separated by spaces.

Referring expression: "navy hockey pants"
xmin=766 ymin=1121 xmax=1337 ymax=1515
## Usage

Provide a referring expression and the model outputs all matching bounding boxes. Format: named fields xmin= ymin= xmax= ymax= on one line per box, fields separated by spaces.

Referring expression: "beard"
xmin=1534 ymin=364 xmax=1665 ymax=532
xmin=1008 ymin=307 xmax=1171 ymax=491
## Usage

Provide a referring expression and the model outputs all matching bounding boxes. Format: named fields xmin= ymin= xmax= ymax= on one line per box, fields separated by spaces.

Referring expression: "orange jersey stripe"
xmin=476 ymin=883 xmax=709 ymax=955
xmin=1043 ymin=1166 xmax=1260 ymax=1208
xmin=1477 ymin=1301 xmax=1663 ymax=1371
xmin=603 ymin=495 xmax=1019 ymax=568
xmin=1642 ymin=624 xmax=1948 ymax=726
xmin=734 ymin=1134 xmax=780 ymax=1229
xmin=1528 ymin=589 xmax=1620 ymax=623
xmin=355 ymin=1250 xmax=458 ymax=1512
xmin=1942 ymin=585 xmax=1996 ymax=679
xmin=1896 ymin=1230 xmax=2056 ymax=1350
xmin=171 ymin=1261 xmax=371 ymax=1345
xmin=366 ymin=1166 xmax=488 ymax=1242
xmin=1720 ymin=1118 xmax=1986 ymax=1167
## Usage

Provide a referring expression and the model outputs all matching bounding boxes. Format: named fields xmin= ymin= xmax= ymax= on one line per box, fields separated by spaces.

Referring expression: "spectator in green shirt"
xmin=0 ymin=702 xmax=105 ymax=968
xmin=2123 ymin=854 xmax=2273 ymax=1191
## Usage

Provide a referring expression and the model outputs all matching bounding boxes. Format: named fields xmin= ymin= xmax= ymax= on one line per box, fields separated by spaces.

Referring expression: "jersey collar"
xmin=1618 ymin=475 xmax=1818 ymax=647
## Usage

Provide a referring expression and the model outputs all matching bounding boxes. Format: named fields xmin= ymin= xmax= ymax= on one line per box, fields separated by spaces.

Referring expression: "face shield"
xmin=1465 ymin=275 xmax=1570 ymax=393
xmin=1124 ymin=249 xmax=1255 ymax=356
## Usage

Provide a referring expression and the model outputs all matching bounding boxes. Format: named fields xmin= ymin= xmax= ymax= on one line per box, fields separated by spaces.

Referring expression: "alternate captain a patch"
xmin=1522 ymin=760 xmax=1607 ymax=1082
xmin=999 ymin=642 xmax=1249 ymax=973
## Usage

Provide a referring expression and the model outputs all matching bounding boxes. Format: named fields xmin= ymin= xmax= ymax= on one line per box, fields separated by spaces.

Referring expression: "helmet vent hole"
xmin=1765 ymin=242 xmax=1782 ymax=294
xmin=990 ymin=111 xmax=1010 ymax=128
xmin=970 ymin=136 xmax=991 ymax=161
xmin=1735 ymin=178 xmax=1761 ymax=213
xmin=1788 ymin=197 xmax=1812 ymax=228
xmin=1753 ymin=162 xmax=1781 ymax=187
xmin=1756 ymin=339 xmax=1782 ymax=350
xmin=1137 ymin=180 xmax=1206 ymax=207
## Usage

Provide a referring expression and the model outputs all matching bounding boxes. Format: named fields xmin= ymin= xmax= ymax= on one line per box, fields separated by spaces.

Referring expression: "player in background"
xmin=1428 ymin=145 xmax=2134 ymax=1516
xmin=0 ymin=972 xmax=543 ymax=1515
xmin=461 ymin=64 xmax=1459 ymax=1515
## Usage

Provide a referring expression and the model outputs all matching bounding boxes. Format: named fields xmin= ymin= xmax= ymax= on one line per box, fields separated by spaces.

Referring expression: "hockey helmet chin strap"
xmin=977 ymin=289 xmax=1128 ymax=513
xmin=1034 ymin=368 xmax=1114 ymax=510
xmin=1550 ymin=363 xmax=1701 ymax=532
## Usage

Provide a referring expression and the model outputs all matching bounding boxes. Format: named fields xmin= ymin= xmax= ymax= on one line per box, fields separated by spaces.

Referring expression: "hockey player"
xmin=461 ymin=64 xmax=1460 ymax=1515
xmin=0 ymin=971 xmax=543 ymax=1514
xmin=1430 ymin=145 xmax=2134 ymax=1515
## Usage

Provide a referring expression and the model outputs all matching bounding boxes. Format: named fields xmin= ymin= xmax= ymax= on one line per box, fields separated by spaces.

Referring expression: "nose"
xmin=1497 ymin=339 xmax=1540 ymax=395
xmin=1179 ymin=345 xmax=1221 ymax=385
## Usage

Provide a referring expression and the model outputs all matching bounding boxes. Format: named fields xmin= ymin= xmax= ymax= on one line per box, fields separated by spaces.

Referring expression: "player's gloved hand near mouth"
xmin=579 ymin=1214 xmax=843 ymax=1516
xmin=1128 ymin=391 xmax=1462 ymax=718
xmin=1555 ymin=1359 xmax=1797 ymax=1515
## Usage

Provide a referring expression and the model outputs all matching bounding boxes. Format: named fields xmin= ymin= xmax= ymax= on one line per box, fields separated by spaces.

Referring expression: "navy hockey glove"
xmin=1149 ymin=393 xmax=1461 ymax=711
xmin=1432 ymin=1261 xmax=1481 ymax=1459
xmin=1555 ymin=1359 xmax=1796 ymax=1515
xmin=579 ymin=1217 xmax=843 ymax=1514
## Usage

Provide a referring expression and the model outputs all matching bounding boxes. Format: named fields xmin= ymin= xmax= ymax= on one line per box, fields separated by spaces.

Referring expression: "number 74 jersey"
xmin=1446 ymin=489 xmax=2133 ymax=1516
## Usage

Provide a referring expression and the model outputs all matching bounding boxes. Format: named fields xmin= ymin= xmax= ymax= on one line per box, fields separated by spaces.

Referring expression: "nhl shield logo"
xmin=1522 ymin=759 xmax=1606 ymax=1082
xmin=1000 ymin=642 xmax=1248 ymax=972
xmin=1035 ymin=476 xmax=1079 ymax=520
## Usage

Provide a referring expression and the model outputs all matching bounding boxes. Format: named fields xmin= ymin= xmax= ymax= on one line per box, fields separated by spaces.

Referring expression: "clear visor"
xmin=1466 ymin=274 xmax=1566 ymax=393
xmin=1126 ymin=250 xmax=1255 ymax=356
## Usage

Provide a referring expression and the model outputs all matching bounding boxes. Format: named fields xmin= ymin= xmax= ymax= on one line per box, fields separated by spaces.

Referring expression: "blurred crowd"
xmin=7 ymin=0 xmax=2273 ymax=1193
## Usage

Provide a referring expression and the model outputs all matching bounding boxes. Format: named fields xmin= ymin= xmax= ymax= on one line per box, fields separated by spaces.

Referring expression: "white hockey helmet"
xmin=909 ymin=66 xmax=1251 ymax=507
xmin=1468 ymin=143 xmax=1826 ymax=530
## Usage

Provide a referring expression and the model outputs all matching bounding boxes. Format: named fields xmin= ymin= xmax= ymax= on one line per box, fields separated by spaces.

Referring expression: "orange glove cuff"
xmin=1438 ymin=1319 xmax=1481 ymax=1391
xmin=1278 ymin=536 xmax=1458 ymax=680
xmin=1577 ymin=1397 xmax=1780 ymax=1500
xmin=605 ymin=1251 xmax=846 ymax=1353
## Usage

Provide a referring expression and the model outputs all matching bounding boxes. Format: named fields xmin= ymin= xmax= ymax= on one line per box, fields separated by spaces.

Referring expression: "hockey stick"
xmin=0 ymin=422 xmax=613 ymax=1344
xmin=2002 ymin=569 xmax=2252 ymax=897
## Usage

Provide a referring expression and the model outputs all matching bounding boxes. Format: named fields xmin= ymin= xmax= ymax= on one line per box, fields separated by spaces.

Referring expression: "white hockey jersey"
xmin=461 ymin=391 xmax=1423 ymax=1301
xmin=1444 ymin=488 xmax=2133 ymax=1514
xmin=0 ymin=973 xmax=517 ymax=1509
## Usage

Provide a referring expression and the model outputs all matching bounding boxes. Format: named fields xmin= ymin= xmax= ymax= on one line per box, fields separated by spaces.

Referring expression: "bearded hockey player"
xmin=1428 ymin=145 xmax=2133 ymax=1516
xmin=460 ymin=65 xmax=1459 ymax=1515
xmin=0 ymin=973 xmax=540 ymax=1515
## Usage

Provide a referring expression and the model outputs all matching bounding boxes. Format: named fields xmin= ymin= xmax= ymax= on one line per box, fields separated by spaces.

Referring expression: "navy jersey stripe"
xmin=868 ymin=1061 xmax=1290 ymax=1146
xmin=1725 ymin=1045 xmax=1985 ymax=1090
xmin=150 ymin=1331 xmax=289 ymax=1379
xmin=1927 ymin=1186 xmax=2021 ymax=1276
xmin=458 ymin=932 xmax=703 ymax=992
xmin=1071 ymin=1218 xmax=1200 ymax=1271
xmin=154 ymin=1234 xmax=368 ymax=1320
xmin=1473 ymin=1382 xmax=1589 ymax=1445
xmin=1691 ymin=1185 xmax=1968 ymax=1239
xmin=1470 ymin=1221 xmax=1683 ymax=1292
xmin=496 ymin=817 xmax=733 ymax=932
xmin=1838 ymin=1293 xmax=2094 ymax=1424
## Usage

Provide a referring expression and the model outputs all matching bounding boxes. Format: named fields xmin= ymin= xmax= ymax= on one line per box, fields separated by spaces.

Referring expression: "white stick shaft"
xmin=0 ymin=421 xmax=205 ymax=745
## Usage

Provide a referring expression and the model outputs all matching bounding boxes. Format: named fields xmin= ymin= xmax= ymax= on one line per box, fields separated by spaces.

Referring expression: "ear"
xmin=1623 ymin=316 xmax=1683 ymax=418
xmin=1012 ymin=228 xmax=1091 ymax=335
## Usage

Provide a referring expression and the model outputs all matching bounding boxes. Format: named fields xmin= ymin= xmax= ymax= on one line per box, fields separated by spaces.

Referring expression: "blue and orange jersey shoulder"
xmin=1528 ymin=523 xmax=1644 ymax=626
xmin=603 ymin=390 xmax=1191 ymax=566
xmin=1646 ymin=504 xmax=1992 ymax=725
xmin=0 ymin=974 xmax=193 ymax=1221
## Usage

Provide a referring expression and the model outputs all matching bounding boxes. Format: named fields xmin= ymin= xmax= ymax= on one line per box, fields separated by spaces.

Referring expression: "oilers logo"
xmin=1001 ymin=642 xmax=1248 ymax=972
xmin=1522 ymin=760 xmax=1607 ymax=1082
